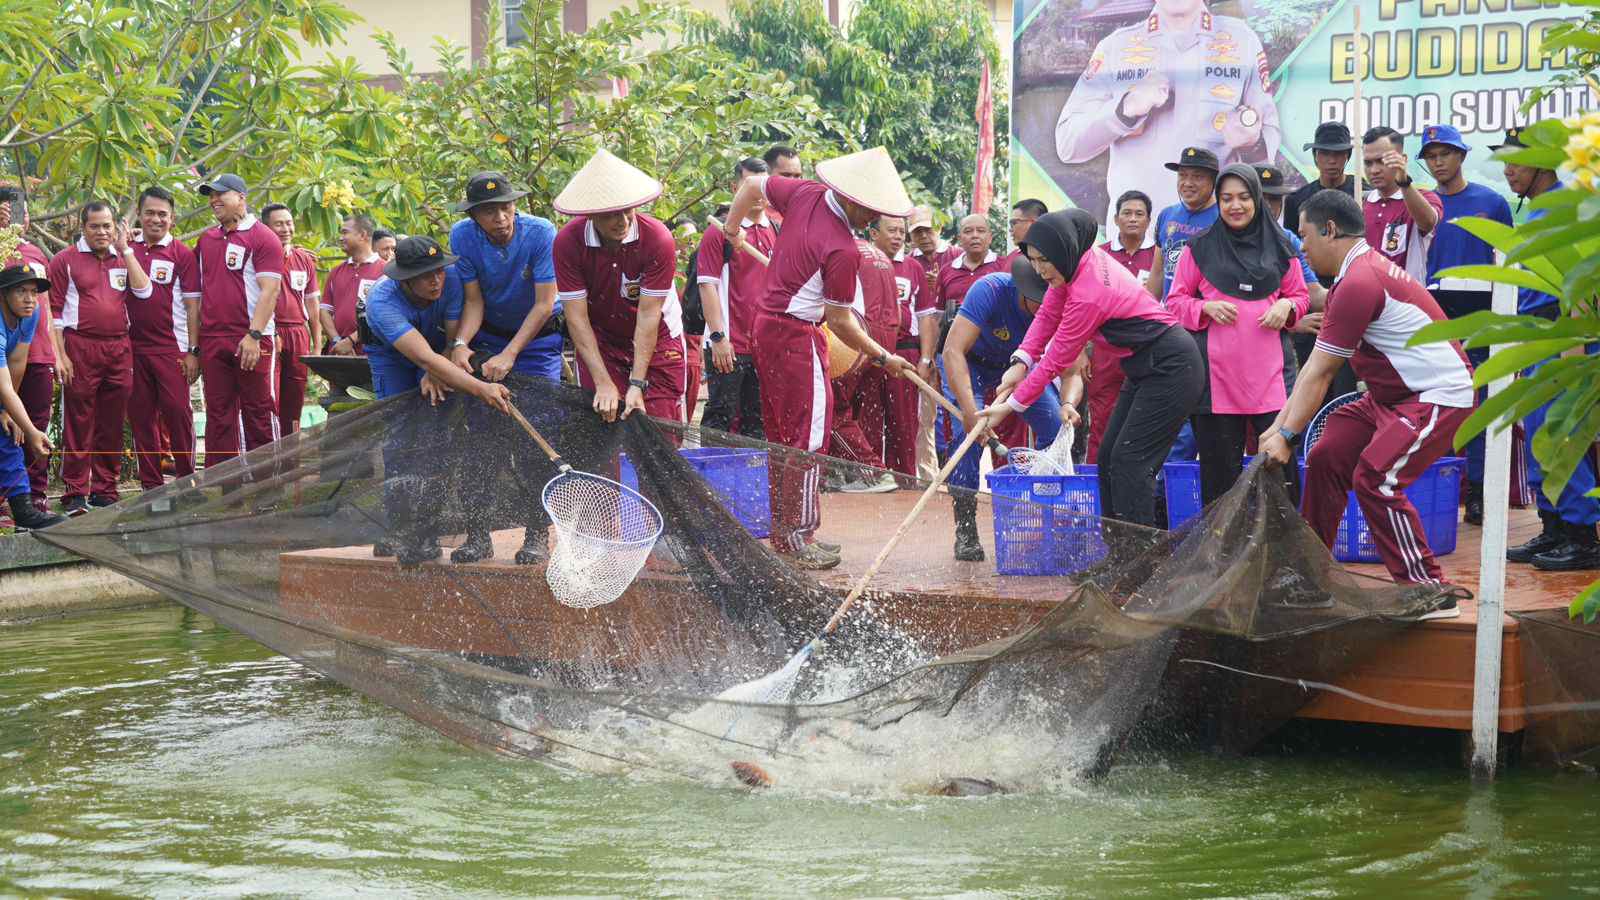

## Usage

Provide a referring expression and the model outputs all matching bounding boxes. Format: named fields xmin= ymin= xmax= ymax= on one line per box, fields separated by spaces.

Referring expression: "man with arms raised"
xmin=697 ymin=157 xmax=777 ymax=438
xmin=722 ymin=147 xmax=915 ymax=569
xmin=1260 ymin=189 xmax=1473 ymax=611
xmin=125 ymin=187 xmax=201 ymax=495
xmin=1361 ymin=126 xmax=1442 ymax=285
xmin=553 ymin=150 xmax=686 ymax=422
xmin=321 ymin=214 xmax=385 ymax=356
xmin=261 ymin=203 xmax=321 ymax=438
xmin=193 ymin=173 xmax=284 ymax=467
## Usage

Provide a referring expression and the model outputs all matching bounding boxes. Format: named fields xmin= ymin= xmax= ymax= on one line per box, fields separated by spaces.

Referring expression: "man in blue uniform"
xmin=1494 ymin=127 xmax=1599 ymax=571
xmin=1419 ymin=123 xmax=1515 ymax=524
xmin=0 ymin=265 xmax=65 ymax=531
xmin=941 ymin=258 xmax=1071 ymax=561
xmin=364 ymin=237 xmax=513 ymax=565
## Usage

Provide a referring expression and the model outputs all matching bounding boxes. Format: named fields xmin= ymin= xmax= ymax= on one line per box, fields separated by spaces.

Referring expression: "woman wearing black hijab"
xmin=986 ymin=209 xmax=1202 ymax=529
xmin=1166 ymin=164 xmax=1310 ymax=507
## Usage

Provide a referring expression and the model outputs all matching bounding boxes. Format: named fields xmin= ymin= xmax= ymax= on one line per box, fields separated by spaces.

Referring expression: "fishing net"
xmin=37 ymin=375 xmax=1464 ymax=790
xmin=1509 ymin=610 xmax=1600 ymax=770
xmin=1006 ymin=424 xmax=1075 ymax=476
xmin=541 ymin=471 xmax=662 ymax=609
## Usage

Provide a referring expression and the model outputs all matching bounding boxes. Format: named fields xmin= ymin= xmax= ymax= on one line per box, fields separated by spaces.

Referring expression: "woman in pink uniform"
xmin=986 ymin=210 xmax=1202 ymax=529
xmin=1166 ymin=164 xmax=1309 ymax=506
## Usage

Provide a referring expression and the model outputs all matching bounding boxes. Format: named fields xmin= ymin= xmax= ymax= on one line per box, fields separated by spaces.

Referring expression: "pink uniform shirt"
xmin=553 ymin=212 xmax=682 ymax=349
xmin=1009 ymin=246 xmax=1178 ymax=410
xmin=127 ymin=233 xmax=201 ymax=355
xmin=322 ymin=254 xmax=385 ymax=345
xmin=49 ymin=237 xmax=143 ymax=339
xmin=1314 ymin=242 xmax=1473 ymax=409
xmin=695 ymin=215 xmax=776 ymax=355
xmin=753 ymin=176 xmax=863 ymax=324
xmin=1364 ymin=188 xmax=1443 ymax=285
xmin=1166 ymin=246 xmax=1309 ymax=414
xmin=194 ymin=214 xmax=285 ymax=341
xmin=276 ymin=247 xmax=321 ymax=328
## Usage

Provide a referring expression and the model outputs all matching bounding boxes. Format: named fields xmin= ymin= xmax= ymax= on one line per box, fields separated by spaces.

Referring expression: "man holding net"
xmin=1260 ymin=190 xmax=1473 ymax=611
xmin=552 ymin=150 xmax=686 ymax=423
xmin=721 ymin=147 xmax=915 ymax=569
xmin=363 ymin=236 xmax=513 ymax=564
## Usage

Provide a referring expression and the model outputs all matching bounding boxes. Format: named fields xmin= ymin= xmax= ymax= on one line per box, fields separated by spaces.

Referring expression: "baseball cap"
xmin=1255 ymin=165 xmax=1292 ymax=196
xmin=1164 ymin=147 xmax=1220 ymax=173
xmin=1420 ymin=124 xmax=1470 ymax=154
xmin=907 ymin=206 xmax=936 ymax=233
xmin=1303 ymin=121 xmax=1354 ymax=152
xmin=197 ymin=173 xmax=248 ymax=196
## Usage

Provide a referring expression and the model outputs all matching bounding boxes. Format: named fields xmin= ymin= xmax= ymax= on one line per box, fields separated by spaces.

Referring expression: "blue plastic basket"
xmin=1163 ymin=460 xmax=1204 ymax=531
xmin=1323 ymin=456 xmax=1463 ymax=564
xmin=619 ymin=448 xmax=772 ymax=538
xmin=985 ymin=464 xmax=1107 ymax=575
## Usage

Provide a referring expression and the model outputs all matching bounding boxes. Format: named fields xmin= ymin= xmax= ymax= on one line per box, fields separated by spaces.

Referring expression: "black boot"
xmin=1463 ymin=481 xmax=1484 ymax=526
xmin=451 ymin=529 xmax=494 ymax=564
xmin=1532 ymin=521 xmax=1600 ymax=572
xmin=9 ymin=495 xmax=66 ymax=532
xmin=372 ymin=538 xmax=397 ymax=558
xmin=1508 ymin=510 xmax=1563 ymax=563
xmin=953 ymin=495 xmax=985 ymax=562
xmin=514 ymin=526 xmax=549 ymax=565
xmin=395 ymin=534 xmax=441 ymax=566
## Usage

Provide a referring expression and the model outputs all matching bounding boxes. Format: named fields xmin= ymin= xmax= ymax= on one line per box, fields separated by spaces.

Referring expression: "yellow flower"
xmin=1576 ymin=167 xmax=1596 ymax=190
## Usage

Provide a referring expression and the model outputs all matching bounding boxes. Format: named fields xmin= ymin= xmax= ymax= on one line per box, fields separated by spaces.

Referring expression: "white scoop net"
xmin=541 ymin=471 xmax=664 ymax=609
xmin=1005 ymin=424 xmax=1076 ymax=476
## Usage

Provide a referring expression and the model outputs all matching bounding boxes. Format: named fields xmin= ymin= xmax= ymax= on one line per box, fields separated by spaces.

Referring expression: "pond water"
xmin=3 ymin=605 xmax=1598 ymax=897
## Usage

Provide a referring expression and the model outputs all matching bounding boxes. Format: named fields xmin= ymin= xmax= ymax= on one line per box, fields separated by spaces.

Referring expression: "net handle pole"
xmin=508 ymin=405 xmax=572 ymax=473
xmin=708 ymin=217 xmax=771 ymax=267
xmin=901 ymin=368 xmax=1011 ymax=457
xmin=1351 ymin=2 xmax=1365 ymax=213
xmin=819 ymin=421 xmax=989 ymax=638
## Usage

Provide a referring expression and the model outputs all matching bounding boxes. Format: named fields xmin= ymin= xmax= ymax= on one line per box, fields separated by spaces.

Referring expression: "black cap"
xmin=197 ymin=173 xmax=248 ymax=196
xmin=1255 ymin=165 xmax=1292 ymax=196
xmin=1164 ymin=147 xmax=1220 ymax=174
xmin=455 ymin=172 xmax=528 ymax=213
xmin=0 ymin=263 xmax=49 ymax=294
xmin=1489 ymin=126 xmax=1527 ymax=151
xmin=1010 ymin=254 xmax=1048 ymax=303
xmin=1304 ymin=121 xmax=1353 ymax=152
xmin=384 ymin=236 xmax=458 ymax=281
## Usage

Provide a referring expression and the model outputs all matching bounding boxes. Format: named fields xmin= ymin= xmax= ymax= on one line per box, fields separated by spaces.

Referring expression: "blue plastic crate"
xmin=1323 ymin=456 xmax=1463 ymax=564
xmin=985 ymin=464 xmax=1107 ymax=575
xmin=619 ymin=448 xmax=772 ymax=538
xmin=1163 ymin=460 xmax=1204 ymax=531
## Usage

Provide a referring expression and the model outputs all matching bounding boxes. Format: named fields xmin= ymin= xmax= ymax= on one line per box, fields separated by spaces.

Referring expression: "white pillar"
xmin=1470 ymin=259 xmax=1518 ymax=779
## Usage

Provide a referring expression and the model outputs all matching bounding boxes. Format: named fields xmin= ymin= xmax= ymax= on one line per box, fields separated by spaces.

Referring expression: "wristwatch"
xmin=1277 ymin=425 xmax=1299 ymax=443
xmin=708 ymin=331 xmax=726 ymax=344
xmin=451 ymin=339 xmax=468 ymax=350
xmin=873 ymin=352 xmax=889 ymax=367
xmin=186 ymin=348 xmax=199 ymax=358
xmin=247 ymin=329 xmax=264 ymax=341
xmin=628 ymin=377 xmax=650 ymax=391
xmin=1397 ymin=174 xmax=1414 ymax=188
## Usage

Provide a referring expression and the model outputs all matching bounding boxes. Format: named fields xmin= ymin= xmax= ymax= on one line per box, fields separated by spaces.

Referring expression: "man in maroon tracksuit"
xmin=262 ymin=203 xmax=321 ymax=438
xmin=1 ymin=188 xmax=58 ymax=512
xmin=830 ymin=239 xmax=901 ymax=491
xmin=871 ymin=215 xmax=938 ymax=478
xmin=321 ymin=214 xmax=384 ymax=356
xmin=722 ymin=147 xmax=915 ymax=569
xmin=193 ymin=173 xmax=284 ymax=468
xmin=125 ymin=186 xmax=201 ymax=494
xmin=47 ymin=201 xmax=150 ymax=515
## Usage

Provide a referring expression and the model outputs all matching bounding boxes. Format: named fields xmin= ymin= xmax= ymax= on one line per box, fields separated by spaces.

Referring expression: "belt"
xmin=476 ymin=312 xmax=565 ymax=343
xmin=896 ymin=340 xmax=921 ymax=351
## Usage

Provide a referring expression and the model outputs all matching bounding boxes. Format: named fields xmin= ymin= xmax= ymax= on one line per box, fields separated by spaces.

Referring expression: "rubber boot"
xmin=1463 ymin=480 xmax=1484 ymax=526
xmin=395 ymin=534 xmax=441 ymax=566
xmin=451 ymin=529 xmax=494 ymax=564
xmin=1532 ymin=520 xmax=1600 ymax=572
xmin=1508 ymin=510 xmax=1563 ymax=563
xmin=9 ymin=495 xmax=66 ymax=532
xmin=953 ymin=495 xmax=985 ymax=562
xmin=514 ymin=526 xmax=549 ymax=565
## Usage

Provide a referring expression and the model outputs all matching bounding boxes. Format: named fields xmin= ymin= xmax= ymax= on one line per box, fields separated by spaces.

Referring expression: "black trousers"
xmin=1190 ymin=411 xmax=1302 ymax=508
xmin=700 ymin=353 xmax=764 ymax=439
xmin=1096 ymin=327 xmax=1203 ymax=528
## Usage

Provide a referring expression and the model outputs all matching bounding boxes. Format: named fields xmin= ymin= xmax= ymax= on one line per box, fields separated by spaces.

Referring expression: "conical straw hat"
xmin=552 ymin=149 xmax=663 ymax=216
xmin=815 ymin=147 xmax=914 ymax=218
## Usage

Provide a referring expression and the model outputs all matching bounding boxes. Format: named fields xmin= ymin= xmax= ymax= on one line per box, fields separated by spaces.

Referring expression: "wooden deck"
xmin=279 ymin=490 xmax=1585 ymax=736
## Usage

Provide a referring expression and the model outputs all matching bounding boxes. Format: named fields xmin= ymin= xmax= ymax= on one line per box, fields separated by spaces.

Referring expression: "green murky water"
xmin=3 ymin=605 xmax=1599 ymax=897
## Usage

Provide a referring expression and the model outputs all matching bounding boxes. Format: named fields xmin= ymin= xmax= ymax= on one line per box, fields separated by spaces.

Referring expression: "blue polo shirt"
xmin=954 ymin=273 xmax=1035 ymax=368
xmin=450 ymin=213 xmax=561 ymax=364
xmin=1279 ymin=224 xmax=1318 ymax=286
xmin=0 ymin=304 xmax=39 ymax=359
xmin=0 ymin=304 xmax=40 ymax=492
xmin=1426 ymin=182 xmax=1513 ymax=316
xmin=1154 ymin=202 xmax=1219 ymax=299
xmin=1518 ymin=182 xmax=1563 ymax=314
xmin=364 ymin=272 xmax=464 ymax=398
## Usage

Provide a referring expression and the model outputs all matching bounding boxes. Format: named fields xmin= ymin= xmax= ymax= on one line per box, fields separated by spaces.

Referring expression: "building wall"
xmin=317 ymin=0 xmax=482 ymax=77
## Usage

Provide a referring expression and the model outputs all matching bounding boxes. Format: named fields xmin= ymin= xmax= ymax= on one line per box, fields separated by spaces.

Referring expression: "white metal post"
xmin=1470 ymin=259 xmax=1518 ymax=779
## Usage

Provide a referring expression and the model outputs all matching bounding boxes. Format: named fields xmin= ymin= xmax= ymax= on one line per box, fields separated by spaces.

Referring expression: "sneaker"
xmin=839 ymin=477 xmax=878 ymax=493
xmin=10 ymin=496 xmax=67 ymax=532
xmin=823 ymin=472 xmax=846 ymax=493
xmin=863 ymin=472 xmax=899 ymax=493
xmin=61 ymin=496 xmax=89 ymax=517
xmin=88 ymin=493 xmax=118 ymax=508
xmin=812 ymin=538 xmax=841 ymax=554
xmin=782 ymin=542 xmax=841 ymax=570
xmin=1416 ymin=597 xmax=1461 ymax=621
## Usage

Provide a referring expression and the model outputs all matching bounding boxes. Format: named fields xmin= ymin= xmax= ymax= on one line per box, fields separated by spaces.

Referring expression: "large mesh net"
xmin=36 ymin=376 xmax=1464 ymax=789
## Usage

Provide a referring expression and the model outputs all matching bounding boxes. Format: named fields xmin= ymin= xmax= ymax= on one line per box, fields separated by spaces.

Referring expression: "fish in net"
xmin=35 ymin=376 xmax=1462 ymax=791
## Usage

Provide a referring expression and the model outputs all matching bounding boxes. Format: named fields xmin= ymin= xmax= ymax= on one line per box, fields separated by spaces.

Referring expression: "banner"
xmin=1010 ymin=0 xmax=1597 ymax=230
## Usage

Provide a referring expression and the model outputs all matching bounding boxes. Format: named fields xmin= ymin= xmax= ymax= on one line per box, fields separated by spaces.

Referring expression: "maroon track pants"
xmin=754 ymin=311 xmax=830 ymax=553
xmin=60 ymin=331 xmax=132 ymax=500
xmin=830 ymin=366 xmax=888 ymax=469
xmin=683 ymin=333 xmax=703 ymax=424
xmin=275 ymin=323 xmax=310 ymax=439
xmin=128 ymin=350 xmax=196 ymax=490
xmin=200 ymin=335 xmax=277 ymax=468
xmin=884 ymin=348 xmax=920 ymax=477
xmin=19 ymin=363 xmax=54 ymax=503
xmin=1303 ymin=394 xmax=1473 ymax=584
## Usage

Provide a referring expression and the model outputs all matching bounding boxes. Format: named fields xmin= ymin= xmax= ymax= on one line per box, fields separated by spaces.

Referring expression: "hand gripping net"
xmin=541 ymin=471 xmax=664 ymax=609
xmin=1005 ymin=424 xmax=1076 ymax=476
